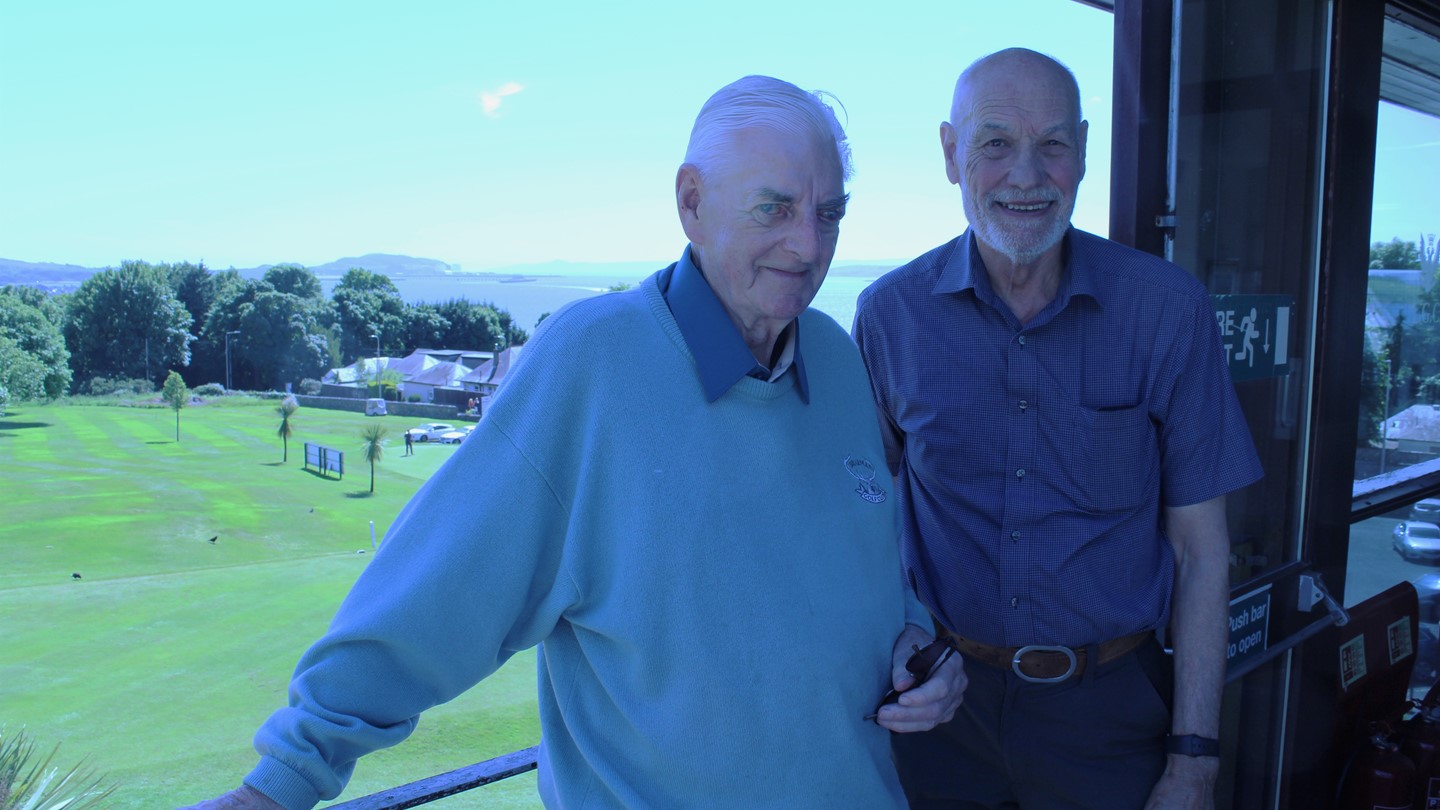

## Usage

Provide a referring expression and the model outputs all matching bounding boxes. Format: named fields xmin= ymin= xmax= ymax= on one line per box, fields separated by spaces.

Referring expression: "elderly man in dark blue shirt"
xmin=853 ymin=48 xmax=1262 ymax=810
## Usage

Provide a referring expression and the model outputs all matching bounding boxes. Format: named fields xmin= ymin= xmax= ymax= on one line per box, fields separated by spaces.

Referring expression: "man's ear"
xmin=939 ymin=122 xmax=961 ymax=185
xmin=676 ymin=163 xmax=705 ymax=243
xmin=1077 ymin=119 xmax=1089 ymax=182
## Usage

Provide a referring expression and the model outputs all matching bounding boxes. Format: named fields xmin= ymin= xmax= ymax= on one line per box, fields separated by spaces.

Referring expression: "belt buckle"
xmin=1011 ymin=644 xmax=1077 ymax=684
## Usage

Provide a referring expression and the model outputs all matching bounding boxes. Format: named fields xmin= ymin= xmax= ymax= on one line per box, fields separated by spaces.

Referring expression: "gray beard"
xmin=965 ymin=195 xmax=1073 ymax=265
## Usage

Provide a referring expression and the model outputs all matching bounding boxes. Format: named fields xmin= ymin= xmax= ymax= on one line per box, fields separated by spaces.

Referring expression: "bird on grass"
xmin=208 ymin=535 xmax=218 ymax=544
xmin=71 ymin=572 xmax=82 ymax=580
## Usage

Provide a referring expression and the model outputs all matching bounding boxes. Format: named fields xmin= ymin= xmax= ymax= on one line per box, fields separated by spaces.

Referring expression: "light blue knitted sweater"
xmin=247 ymin=271 xmax=926 ymax=808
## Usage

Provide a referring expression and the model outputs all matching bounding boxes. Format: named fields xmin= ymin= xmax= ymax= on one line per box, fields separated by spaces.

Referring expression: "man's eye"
xmin=819 ymin=207 xmax=846 ymax=224
xmin=754 ymin=203 xmax=787 ymax=222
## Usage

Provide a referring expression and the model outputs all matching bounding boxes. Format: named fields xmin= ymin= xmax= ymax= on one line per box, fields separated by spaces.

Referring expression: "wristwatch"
xmin=1165 ymin=733 xmax=1221 ymax=757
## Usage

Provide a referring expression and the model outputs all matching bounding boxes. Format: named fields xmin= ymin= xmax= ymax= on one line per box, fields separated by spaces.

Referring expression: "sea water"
xmin=339 ymin=272 xmax=886 ymax=335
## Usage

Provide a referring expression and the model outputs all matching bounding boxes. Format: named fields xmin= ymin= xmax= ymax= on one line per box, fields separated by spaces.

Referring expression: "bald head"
xmin=950 ymin=48 xmax=1082 ymax=132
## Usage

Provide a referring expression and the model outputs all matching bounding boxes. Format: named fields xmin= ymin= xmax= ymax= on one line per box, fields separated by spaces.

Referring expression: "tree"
xmin=403 ymin=303 xmax=450 ymax=351
xmin=200 ymin=276 xmax=332 ymax=391
xmin=166 ymin=261 xmax=217 ymax=340
xmin=0 ymin=286 xmax=71 ymax=399
xmin=427 ymin=298 xmax=502 ymax=352
xmin=238 ymin=290 xmax=332 ymax=390
xmin=276 ymin=395 xmax=298 ymax=462
xmin=1370 ymin=237 xmax=1422 ymax=270
xmin=360 ymin=423 xmax=387 ymax=494
xmin=332 ymin=268 xmax=405 ymax=363
xmin=262 ymin=263 xmax=323 ymax=301
xmin=184 ymin=269 xmax=246 ymax=387
xmin=0 ymin=334 xmax=48 ymax=405
xmin=65 ymin=261 xmax=193 ymax=390
xmin=161 ymin=370 xmax=188 ymax=441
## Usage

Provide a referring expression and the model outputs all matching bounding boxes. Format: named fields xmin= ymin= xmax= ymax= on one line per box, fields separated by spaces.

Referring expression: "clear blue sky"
xmin=1 ymin=1 xmax=1119 ymax=271
xmin=1373 ymin=101 xmax=1440 ymax=248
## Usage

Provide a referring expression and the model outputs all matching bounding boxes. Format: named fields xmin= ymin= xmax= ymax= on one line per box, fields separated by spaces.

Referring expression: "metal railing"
xmin=329 ymin=746 xmax=538 ymax=809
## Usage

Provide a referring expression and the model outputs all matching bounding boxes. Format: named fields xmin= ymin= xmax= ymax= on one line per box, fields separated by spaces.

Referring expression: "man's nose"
xmin=783 ymin=211 xmax=824 ymax=262
xmin=1006 ymin=144 xmax=1045 ymax=188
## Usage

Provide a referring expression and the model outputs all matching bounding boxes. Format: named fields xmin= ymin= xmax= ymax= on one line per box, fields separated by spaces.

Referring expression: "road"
xmin=1345 ymin=513 xmax=1433 ymax=608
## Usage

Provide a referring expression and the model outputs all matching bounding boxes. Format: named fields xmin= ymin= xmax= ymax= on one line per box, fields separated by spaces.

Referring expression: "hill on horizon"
xmin=0 ymin=253 xmax=908 ymax=290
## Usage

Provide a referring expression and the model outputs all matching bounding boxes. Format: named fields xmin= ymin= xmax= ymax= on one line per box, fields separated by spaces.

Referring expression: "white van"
xmin=364 ymin=398 xmax=387 ymax=416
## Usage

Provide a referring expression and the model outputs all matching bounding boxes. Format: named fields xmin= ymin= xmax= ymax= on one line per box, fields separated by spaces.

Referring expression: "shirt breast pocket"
xmin=1060 ymin=403 xmax=1159 ymax=514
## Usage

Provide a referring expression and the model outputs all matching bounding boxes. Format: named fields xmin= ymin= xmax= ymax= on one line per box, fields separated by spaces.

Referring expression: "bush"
xmin=406 ymin=393 xmax=422 ymax=403
xmin=87 ymin=376 xmax=154 ymax=397
xmin=193 ymin=383 xmax=226 ymax=397
xmin=0 ymin=726 xmax=116 ymax=808
xmin=299 ymin=378 xmax=322 ymax=396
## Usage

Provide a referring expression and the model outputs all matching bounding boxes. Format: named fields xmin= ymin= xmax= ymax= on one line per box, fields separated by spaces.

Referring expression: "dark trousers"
xmin=892 ymin=639 xmax=1173 ymax=810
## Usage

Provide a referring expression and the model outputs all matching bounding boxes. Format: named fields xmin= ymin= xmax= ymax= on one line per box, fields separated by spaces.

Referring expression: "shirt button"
xmin=1019 ymin=399 xmax=1028 ymax=411
xmin=1011 ymin=530 xmax=1020 ymax=543
xmin=1010 ymin=597 xmax=1019 ymax=608
xmin=1016 ymin=468 xmax=1026 ymax=479
xmin=1018 ymin=335 xmax=1026 ymax=346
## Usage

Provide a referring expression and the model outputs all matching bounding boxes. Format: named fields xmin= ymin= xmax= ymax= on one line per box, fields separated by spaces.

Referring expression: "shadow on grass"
xmin=0 ymin=419 xmax=53 ymax=433
xmin=345 ymin=491 xmax=375 ymax=498
xmin=145 ymin=440 xmax=172 ymax=445
xmin=261 ymin=461 xmax=285 ymax=467
xmin=301 ymin=468 xmax=343 ymax=482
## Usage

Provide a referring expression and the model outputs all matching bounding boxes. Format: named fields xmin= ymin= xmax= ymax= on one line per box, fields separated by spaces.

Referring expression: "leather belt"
xmin=937 ymin=625 xmax=1152 ymax=684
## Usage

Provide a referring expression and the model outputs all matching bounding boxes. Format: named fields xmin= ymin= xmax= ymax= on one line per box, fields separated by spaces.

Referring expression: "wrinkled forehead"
xmin=714 ymin=126 xmax=845 ymax=191
xmin=961 ymin=93 xmax=1079 ymax=140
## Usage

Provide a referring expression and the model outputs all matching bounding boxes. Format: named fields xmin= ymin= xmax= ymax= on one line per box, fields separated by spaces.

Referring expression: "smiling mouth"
xmin=996 ymin=201 xmax=1053 ymax=213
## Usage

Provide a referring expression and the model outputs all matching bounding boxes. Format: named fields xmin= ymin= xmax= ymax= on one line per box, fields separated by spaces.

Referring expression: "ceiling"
xmin=1383 ymin=11 xmax=1440 ymax=118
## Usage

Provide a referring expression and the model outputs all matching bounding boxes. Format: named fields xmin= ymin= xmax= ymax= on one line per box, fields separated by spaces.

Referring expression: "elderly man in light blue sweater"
xmin=180 ymin=74 xmax=965 ymax=810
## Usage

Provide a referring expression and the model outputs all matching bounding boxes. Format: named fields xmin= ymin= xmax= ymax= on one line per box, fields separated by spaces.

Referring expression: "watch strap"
xmin=1165 ymin=733 xmax=1221 ymax=757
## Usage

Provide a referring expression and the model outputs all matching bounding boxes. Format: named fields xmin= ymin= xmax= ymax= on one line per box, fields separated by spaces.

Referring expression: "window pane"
xmin=1358 ymin=100 xmax=1440 ymax=485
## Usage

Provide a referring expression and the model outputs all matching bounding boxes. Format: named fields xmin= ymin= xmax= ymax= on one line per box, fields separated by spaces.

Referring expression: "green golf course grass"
xmin=0 ymin=397 xmax=542 ymax=808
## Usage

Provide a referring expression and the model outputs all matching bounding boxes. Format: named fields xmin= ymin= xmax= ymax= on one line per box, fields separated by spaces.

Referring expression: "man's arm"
xmin=177 ymin=786 xmax=282 ymax=810
xmin=1145 ymin=495 xmax=1229 ymax=810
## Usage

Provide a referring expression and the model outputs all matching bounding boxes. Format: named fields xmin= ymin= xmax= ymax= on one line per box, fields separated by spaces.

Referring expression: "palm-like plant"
xmin=361 ymin=424 xmax=387 ymax=494
xmin=276 ymin=395 xmax=299 ymax=462
xmin=0 ymin=727 xmax=115 ymax=810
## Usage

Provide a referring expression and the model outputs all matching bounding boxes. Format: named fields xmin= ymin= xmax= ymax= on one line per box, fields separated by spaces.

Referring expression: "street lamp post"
xmin=370 ymin=333 xmax=381 ymax=398
xmin=225 ymin=330 xmax=241 ymax=391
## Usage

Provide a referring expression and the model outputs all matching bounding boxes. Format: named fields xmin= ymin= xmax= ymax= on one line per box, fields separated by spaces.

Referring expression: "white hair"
xmin=684 ymin=75 xmax=853 ymax=181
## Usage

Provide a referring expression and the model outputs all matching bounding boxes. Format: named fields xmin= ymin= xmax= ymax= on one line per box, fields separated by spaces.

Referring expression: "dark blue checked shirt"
xmin=853 ymin=229 xmax=1262 ymax=648
xmin=659 ymin=246 xmax=809 ymax=403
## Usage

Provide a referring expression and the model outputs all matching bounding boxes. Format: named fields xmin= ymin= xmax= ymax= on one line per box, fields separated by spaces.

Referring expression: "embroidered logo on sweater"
xmin=844 ymin=456 xmax=886 ymax=504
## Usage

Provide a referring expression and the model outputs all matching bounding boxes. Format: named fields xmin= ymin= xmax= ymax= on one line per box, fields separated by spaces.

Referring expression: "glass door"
xmin=1142 ymin=0 xmax=1348 ymax=805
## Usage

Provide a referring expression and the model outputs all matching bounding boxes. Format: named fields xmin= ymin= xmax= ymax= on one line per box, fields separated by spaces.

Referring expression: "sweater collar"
xmin=661 ymin=246 xmax=809 ymax=404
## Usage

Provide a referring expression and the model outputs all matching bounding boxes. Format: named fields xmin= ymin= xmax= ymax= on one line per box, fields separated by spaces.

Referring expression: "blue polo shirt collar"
xmin=932 ymin=229 xmax=1105 ymax=314
xmin=662 ymin=246 xmax=810 ymax=404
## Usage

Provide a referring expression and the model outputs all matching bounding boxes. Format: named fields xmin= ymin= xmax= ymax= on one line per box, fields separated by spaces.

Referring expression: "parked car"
xmin=1394 ymin=520 xmax=1440 ymax=564
xmin=1413 ymin=498 xmax=1440 ymax=522
xmin=406 ymin=422 xmax=455 ymax=443
xmin=437 ymin=425 xmax=476 ymax=444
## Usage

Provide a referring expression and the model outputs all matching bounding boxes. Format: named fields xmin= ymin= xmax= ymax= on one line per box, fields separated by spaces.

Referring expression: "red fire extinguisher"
xmin=1338 ymin=722 xmax=1416 ymax=810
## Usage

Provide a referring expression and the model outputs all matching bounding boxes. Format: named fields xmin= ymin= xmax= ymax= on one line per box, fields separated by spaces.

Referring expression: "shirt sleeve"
xmin=245 ymin=423 xmax=575 ymax=810
xmin=1153 ymin=290 xmax=1264 ymax=507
